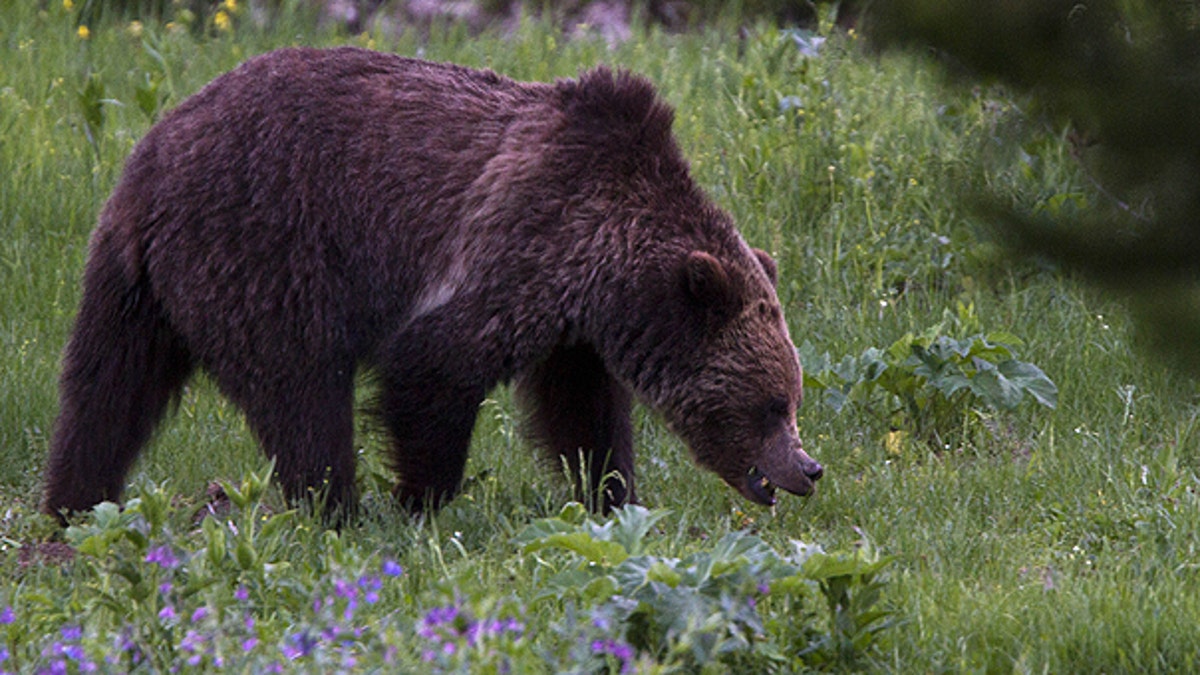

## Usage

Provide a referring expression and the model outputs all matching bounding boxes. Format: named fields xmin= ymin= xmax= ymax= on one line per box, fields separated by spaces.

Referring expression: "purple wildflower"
xmin=190 ymin=607 xmax=210 ymax=623
xmin=334 ymin=579 xmax=357 ymax=600
xmin=159 ymin=581 xmax=173 ymax=595
xmin=425 ymin=605 xmax=459 ymax=626
xmin=144 ymin=545 xmax=178 ymax=569
xmin=62 ymin=645 xmax=86 ymax=661
xmin=465 ymin=621 xmax=482 ymax=647
xmin=0 ymin=606 xmax=14 ymax=624
xmin=107 ymin=627 xmax=142 ymax=667
xmin=42 ymin=629 xmax=98 ymax=675
xmin=181 ymin=630 xmax=204 ymax=651
xmin=242 ymin=637 xmax=259 ymax=652
xmin=358 ymin=575 xmax=382 ymax=604
xmin=592 ymin=638 xmax=635 ymax=674
xmin=281 ymin=631 xmax=318 ymax=660
xmin=498 ymin=617 xmax=525 ymax=635
xmin=158 ymin=606 xmax=177 ymax=622
xmin=234 ymin=586 xmax=250 ymax=602
xmin=382 ymin=560 xmax=403 ymax=577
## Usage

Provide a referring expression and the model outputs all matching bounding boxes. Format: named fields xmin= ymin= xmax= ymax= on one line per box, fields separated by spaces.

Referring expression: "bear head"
xmin=665 ymin=243 xmax=823 ymax=505
xmin=560 ymin=67 xmax=823 ymax=506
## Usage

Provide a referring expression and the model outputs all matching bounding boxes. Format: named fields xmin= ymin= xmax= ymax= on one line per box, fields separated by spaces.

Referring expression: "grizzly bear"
xmin=42 ymin=47 xmax=823 ymax=522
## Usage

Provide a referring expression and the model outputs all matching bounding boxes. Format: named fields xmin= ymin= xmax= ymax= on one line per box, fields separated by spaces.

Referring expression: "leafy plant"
xmin=800 ymin=305 xmax=1057 ymax=445
xmin=76 ymin=72 xmax=106 ymax=165
xmin=795 ymin=538 xmax=895 ymax=669
xmin=514 ymin=502 xmax=896 ymax=670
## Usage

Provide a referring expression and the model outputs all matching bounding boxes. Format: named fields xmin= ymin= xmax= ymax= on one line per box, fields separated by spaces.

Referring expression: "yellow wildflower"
xmin=63 ymin=0 xmax=74 ymax=9
xmin=214 ymin=9 xmax=231 ymax=31
xmin=77 ymin=24 xmax=89 ymax=40
xmin=223 ymin=0 xmax=237 ymax=11
xmin=127 ymin=20 xmax=144 ymax=38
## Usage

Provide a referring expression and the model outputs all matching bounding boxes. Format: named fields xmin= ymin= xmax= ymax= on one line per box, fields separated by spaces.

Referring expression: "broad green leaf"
xmin=998 ymin=359 xmax=1058 ymax=408
xmin=888 ymin=331 xmax=912 ymax=362
xmin=203 ymin=516 xmax=227 ymax=568
xmin=797 ymin=341 xmax=831 ymax=374
xmin=610 ymin=504 xmax=671 ymax=556
xmin=523 ymin=532 xmax=629 ymax=565
xmin=969 ymin=363 xmax=1025 ymax=410
xmin=859 ymin=349 xmax=888 ymax=381
xmin=822 ymin=387 xmax=848 ymax=412
xmin=581 ymin=574 xmax=619 ymax=602
xmin=647 ymin=560 xmax=682 ymax=587
xmin=927 ymin=371 xmax=971 ymax=398
xmin=613 ymin=555 xmax=658 ymax=594
xmin=983 ymin=331 xmax=1024 ymax=348
xmin=235 ymin=540 xmax=258 ymax=571
xmin=511 ymin=514 xmax=578 ymax=547
xmin=557 ymin=501 xmax=589 ymax=525
xmin=803 ymin=553 xmax=870 ymax=581
xmin=258 ymin=509 xmax=297 ymax=542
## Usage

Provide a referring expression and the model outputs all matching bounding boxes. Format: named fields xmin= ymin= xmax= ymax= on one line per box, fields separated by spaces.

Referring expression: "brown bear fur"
xmin=42 ymin=47 xmax=822 ymax=521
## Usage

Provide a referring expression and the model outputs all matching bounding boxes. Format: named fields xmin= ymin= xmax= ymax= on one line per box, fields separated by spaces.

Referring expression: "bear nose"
xmin=804 ymin=461 xmax=824 ymax=481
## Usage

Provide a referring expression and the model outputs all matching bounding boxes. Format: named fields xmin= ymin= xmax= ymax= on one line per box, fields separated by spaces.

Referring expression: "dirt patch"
xmin=17 ymin=540 xmax=76 ymax=568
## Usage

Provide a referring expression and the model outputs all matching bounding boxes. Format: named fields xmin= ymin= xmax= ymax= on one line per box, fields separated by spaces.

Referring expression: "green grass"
xmin=4 ymin=2 xmax=1200 ymax=672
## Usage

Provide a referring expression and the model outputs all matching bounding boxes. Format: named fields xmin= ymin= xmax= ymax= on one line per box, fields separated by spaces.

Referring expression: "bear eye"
xmin=766 ymin=396 xmax=789 ymax=418
xmin=755 ymin=300 xmax=780 ymax=321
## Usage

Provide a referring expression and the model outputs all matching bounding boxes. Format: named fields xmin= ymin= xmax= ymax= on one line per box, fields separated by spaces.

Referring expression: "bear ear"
xmin=682 ymin=251 xmax=740 ymax=319
xmin=753 ymin=248 xmax=778 ymax=287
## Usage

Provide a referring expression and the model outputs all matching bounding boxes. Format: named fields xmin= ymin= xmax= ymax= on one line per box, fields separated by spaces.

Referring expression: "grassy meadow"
xmin=4 ymin=2 xmax=1200 ymax=672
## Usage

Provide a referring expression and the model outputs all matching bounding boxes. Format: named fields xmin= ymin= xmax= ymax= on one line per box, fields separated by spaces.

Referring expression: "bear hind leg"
xmin=516 ymin=343 xmax=634 ymax=513
xmin=43 ymin=251 xmax=194 ymax=522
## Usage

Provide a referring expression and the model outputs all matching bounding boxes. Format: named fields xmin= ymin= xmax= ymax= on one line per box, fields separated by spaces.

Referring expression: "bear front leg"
xmin=516 ymin=343 xmax=635 ymax=513
xmin=223 ymin=368 xmax=358 ymax=522
xmin=377 ymin=361 xmax=487 ymax=514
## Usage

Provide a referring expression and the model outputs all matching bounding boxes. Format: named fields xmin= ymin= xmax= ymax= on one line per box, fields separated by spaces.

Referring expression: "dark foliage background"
xmin=867 ymin=0 xmax=1200 ymax=371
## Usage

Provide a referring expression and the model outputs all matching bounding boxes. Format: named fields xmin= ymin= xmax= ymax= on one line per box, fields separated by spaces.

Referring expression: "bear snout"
xmin=750 ymin=436 xmax=822 ymax=503
xmin=802 ymin=458 xmax=824 ymax=481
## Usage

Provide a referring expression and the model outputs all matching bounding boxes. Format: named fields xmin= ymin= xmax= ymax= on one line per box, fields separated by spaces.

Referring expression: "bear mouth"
xmin=740 ymin=464 xmax=818 ymax=506
xmin=744 ymin=466 xmax=779 ymax=506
